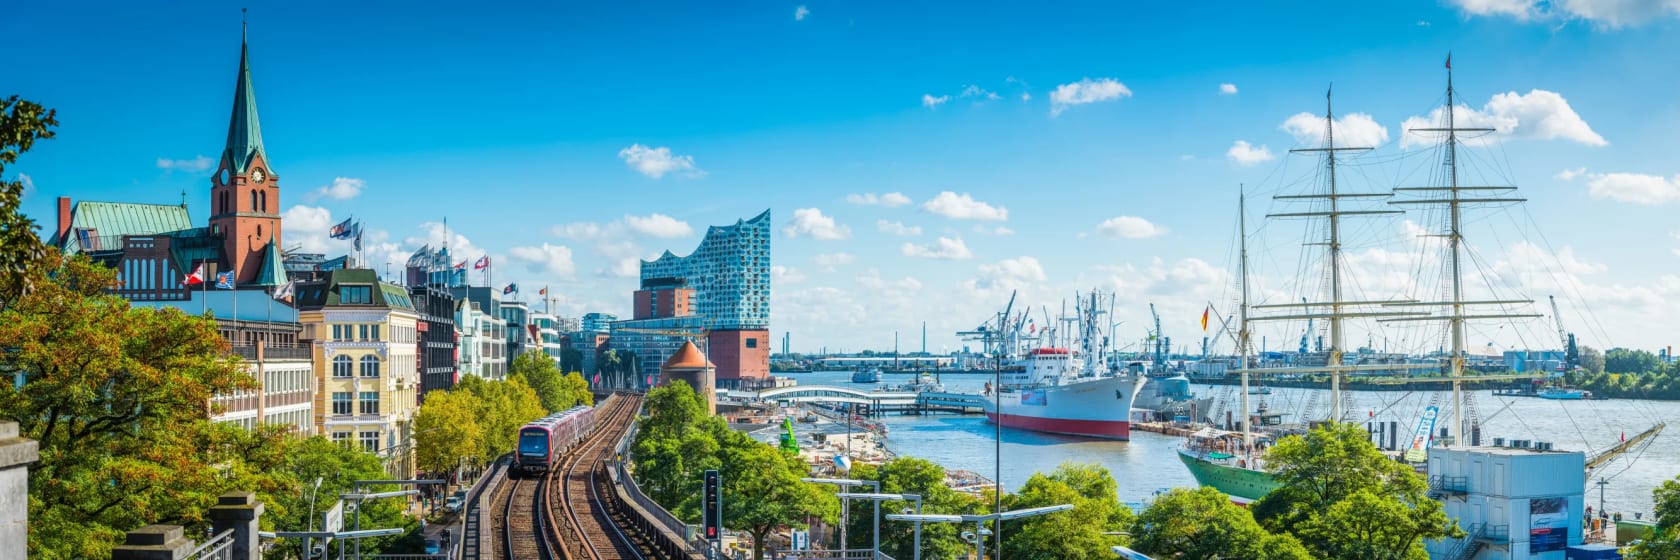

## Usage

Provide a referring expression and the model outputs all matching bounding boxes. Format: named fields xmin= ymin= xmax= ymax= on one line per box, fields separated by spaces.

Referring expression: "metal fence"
xmin=183 ymin=529 xmax=235 ymax=560
xmin=614 ymin=421 xmax=693 ymax=539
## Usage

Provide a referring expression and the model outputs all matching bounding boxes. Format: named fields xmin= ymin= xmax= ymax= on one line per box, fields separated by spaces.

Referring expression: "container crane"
xmin=1549 ymin=295 xmax=1579 ymax=371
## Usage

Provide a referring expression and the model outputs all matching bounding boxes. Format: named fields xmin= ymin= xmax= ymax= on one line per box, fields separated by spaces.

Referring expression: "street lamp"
xmin=887 ymin=505 xmax=1074 ymax=560
xmin=836 ymin=493 xmax=922 ymax=560
xmin=802 ymin=477 xmax=880 ymax=553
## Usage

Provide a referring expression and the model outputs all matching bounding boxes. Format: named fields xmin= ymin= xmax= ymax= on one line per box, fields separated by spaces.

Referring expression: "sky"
xmin=8 ymin=0 xmax=1680 ymax=356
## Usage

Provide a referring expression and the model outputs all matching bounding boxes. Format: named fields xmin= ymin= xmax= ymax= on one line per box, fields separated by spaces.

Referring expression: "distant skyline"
xmin=9 ymin=1 xmax=1680 ymax=354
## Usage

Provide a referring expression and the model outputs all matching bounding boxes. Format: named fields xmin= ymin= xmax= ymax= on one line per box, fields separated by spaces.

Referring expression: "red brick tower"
xmin=208 ymin=21 xmax=280 ymax=284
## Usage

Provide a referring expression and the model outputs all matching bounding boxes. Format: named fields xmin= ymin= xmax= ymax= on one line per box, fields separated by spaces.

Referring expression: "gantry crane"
xmin=1549 ymin=295 xmax=1580 ymax=371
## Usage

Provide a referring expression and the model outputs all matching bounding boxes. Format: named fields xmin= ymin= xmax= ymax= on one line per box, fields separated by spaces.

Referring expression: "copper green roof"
xmin=292 ymin=269 xmax=414 ymax=311
xmin=56 ymin=201 xmax=193 ymax=253
xmin=253 ymin=239 xmax=287 ymax=286
xmin=223 ymin=27 xmax=265 ymax=174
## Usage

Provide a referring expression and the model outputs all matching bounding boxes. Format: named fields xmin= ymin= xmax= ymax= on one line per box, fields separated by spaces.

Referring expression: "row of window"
xmin=331 ymin=391 xmax=381 ymax=415
xmin=331 ymin=323 xmax=381 ymax=341
xmin=331 ymin=355 xmax=382 ymax=378
xmin=332 ymin=430 xmax=381 ymax=453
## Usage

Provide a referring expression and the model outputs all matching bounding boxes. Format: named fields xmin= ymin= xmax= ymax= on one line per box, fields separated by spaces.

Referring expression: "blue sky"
xmin=9 ymin=1 xmax=1680 ymax=354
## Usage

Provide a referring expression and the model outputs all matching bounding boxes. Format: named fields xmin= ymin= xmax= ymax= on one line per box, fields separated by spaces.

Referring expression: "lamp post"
xmin=888 ymin=504 xmax=1073 ymax=560
xmin=836 ymin=493 xmax=922 ymax=560
xmin=802 ymin=477 xmax=880 ymax=553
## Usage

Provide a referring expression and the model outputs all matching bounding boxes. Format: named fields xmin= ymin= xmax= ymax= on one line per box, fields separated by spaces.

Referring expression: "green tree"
xmin=599 ymin=349 xmax=623 ymax=388
xmin=717 ymin=429 xmax=837 ymax=560
xmin=454 ymin=374 xmax=546 ymax=467
xmin=1579 ymin=346 xmax=1604 ymax=374
xmin=414 ymin=389 xmax=482 ymax=477
xmin=510 ymin=350 xmax=594 ymax=413
xmin=0 ymin=96 xmax=56 ymax=311
xmin=842 ymin=458 xmax=980 ymax=560
xmin=999 ymin=462 xmax=1135 ymax=560
xmin=1252 ymin=422 xmax=1461 ymax=559
xmin=1605 ymin=348 xmax=1662 ymax=374
xmin=1629 ymin=475 xmax=1680 ymax=558
xmin=265 ymin=436 xmax=420 ymax=558
xmin=631 ymin=380 xmax=722 ymax=521
xmin=0 ymin=250 xmax=258 ymax=558
xmin=1132 ymin=487 xmax=1311 ymax=560
xmin=560 ymin=347 xmax=584 ymax=376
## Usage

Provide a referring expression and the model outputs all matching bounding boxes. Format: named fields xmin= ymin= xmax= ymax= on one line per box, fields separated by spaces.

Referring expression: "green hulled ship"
xmin=1176 ymin=431 xmax=1281 ymax=502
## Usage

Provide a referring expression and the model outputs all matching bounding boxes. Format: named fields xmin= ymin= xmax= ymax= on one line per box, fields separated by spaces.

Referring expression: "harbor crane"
xmin=1549 ymin=295 xmax=1580 ymax=371
xmin=1147 ymin=303 xmax=1167 ymax=368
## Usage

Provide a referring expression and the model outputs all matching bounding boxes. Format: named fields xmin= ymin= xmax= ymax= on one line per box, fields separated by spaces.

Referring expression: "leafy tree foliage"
xmin=0 ymin=250 xmax=257 ymax=558
xmin=453 ymin=374 xmax=547 ymax=468
xmin=264 ymin=436 xmax=420 ymax=558
xmin=1133 ymin=487 xmax=1310 ymax=560
xmin=1606 ymin=348 xmax=1663 ymax=374
xmin=414 ymin=389 xmax=483 ymax=476
xmin=1629 ymin=475 xmax=1680 ymax=558
xmin=0 ymin=96 xmax=55 ymax=311
xmin=1578 ymin=345 xmax=1604 ymax=374
xmin=1252 ymin=422 xmax=1461 ymax=559
xmin=631 ymin=381 xmax=836 ymax=560
xmin=841 ymin=458 xmax=981 ymax=560
xmin=560 ymin=347 xmax=584 ymax=376
xmin=999 ymin=462 xmax=1135 ymax=560
xmin=509 ymin=350 xmax=592 ymax=413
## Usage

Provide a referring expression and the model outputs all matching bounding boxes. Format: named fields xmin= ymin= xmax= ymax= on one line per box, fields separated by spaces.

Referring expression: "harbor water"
xmin=777 ymin=370 xmax=1680 ymax=516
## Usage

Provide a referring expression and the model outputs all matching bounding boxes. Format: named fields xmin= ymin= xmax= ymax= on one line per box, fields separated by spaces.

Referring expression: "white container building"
xmin=1425 ymin=443 xmax=1586 ymax=560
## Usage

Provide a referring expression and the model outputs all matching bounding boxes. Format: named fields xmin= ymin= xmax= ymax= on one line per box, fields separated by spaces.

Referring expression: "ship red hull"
xmin=985 ymin=412 xmax=1132 ymax=440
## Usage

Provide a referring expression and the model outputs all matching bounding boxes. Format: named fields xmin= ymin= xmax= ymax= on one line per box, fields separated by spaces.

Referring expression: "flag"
xmin=215 ymin=271 xmax=236 ymax=290
xmin=1621 ymin=431 xmax=1626 ymax=442
xmin=1445 ymin=53 xmax=1452 ymax=70
xmin=1201 ymin=307 xmax=1210 ymax=332
xmin=592 ymin=373 xmax=601 ymax=385
xmin=453 ymin=260 xmax=467 ymax=271
xmin=503 ymin=283 xmax=517 ymax=295
xmin=539 ymin=286 xmax=548 ymax=296
xmin=329 ymin=217 xmax=355 ymax=239
xmin=181 ymin=263 xmax=206 ymax=286
xmin=353 ymin=224 xmax=363 ymax=252
xmin=474 ymin=256 xmax=490 ymax=270
xmin=272 ymin=280 xmax=296 ymax=301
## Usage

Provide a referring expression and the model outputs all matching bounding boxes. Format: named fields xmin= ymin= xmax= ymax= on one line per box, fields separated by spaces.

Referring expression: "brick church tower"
xmin=208 ymin=22 xmax=281 ymax=284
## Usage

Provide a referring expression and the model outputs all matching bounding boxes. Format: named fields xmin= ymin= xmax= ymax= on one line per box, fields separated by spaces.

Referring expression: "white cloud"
xmin=552 ymin=221 xmax=607 ymax=240
xmin=795 ymin=5 xmax=809 ymax=20
xmin=901 ymin=236 xmax=973 ymax=260
xmin=847 ymin=192 xmax=912 ymax=207
xmin=1095 ymin=216 xmax=1168 ymax=239
xmin=1585 ymin=172 xmax=1680 ymax=205
xmin=1556 ymin=167 xmax=1587 ymax=181
xmin=1281 ymin=111 xmax=1390 ymax=147
xmin=508 ymin=243 xmax=577 ymax=278
xmin=877 ymin=220 xmax=922 ymax=237
xmin=157 ymin=155 xmax=213 ymax=172
xmin=966 ymin=256 xmax=1047 ymax=292
xmin=921 ymin=191 xmax=1008 ymax=221
xmin=960 ymin=85 xmax=1001 ymax=101
xmin=1418 ymin=19 xmax=1433 ymax=26
xmin=972 ymin=225 xmax=1015 ymax=235
xmin=782 ymin=208 xmax=851 ymax=240
xmin=1399 ymin=90 xmax=1606 ymax=148
xmin=1049 ymin=77 xmax=1132 ymax=116
xmin=858 ymin=268 xmax=924 ymax=292
xmin=810 ymin=252 xmax=857 ymax=272
xmin=922 ymin=94 xmax=950 ymax=108
xmin=280 ymin=205 xmax=339 ymax=253
xmin=617 ymin=144 xmax=704 ymax=179
xmin=308 ymin=177 xmax=365 ymax=201
xmin=1219 ymin=83 xmax=1238 ymax=95
xmin=1447 ymin=0 xmax=1680 ymax=28
xmin=772 ymin=265 xmax=807 ymax=284
xmin=16 ymin=173 xmax=33 ymax=198
xmin=622 ymin=213 xmax=693 ymax=238
xmin=1226 ymin=140 xmax=1275 ymax=166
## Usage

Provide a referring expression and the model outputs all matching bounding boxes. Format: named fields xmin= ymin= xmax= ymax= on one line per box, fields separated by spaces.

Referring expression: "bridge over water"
xmin=725 ymin=384 xmax=988 ymax=415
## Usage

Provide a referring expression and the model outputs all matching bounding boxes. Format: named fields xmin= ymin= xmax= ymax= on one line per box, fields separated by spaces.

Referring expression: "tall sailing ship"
xmin=1179 ymin=59 xmax=1537 ymax=501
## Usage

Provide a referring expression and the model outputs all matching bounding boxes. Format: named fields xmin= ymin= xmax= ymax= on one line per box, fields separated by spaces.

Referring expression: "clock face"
xmin=251 ymin=168 xmax=266 ymax=183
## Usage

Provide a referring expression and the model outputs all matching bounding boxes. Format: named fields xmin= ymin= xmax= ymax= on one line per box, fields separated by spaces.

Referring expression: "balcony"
xmin=1428 ymin=475 xmax=1468 ymax=499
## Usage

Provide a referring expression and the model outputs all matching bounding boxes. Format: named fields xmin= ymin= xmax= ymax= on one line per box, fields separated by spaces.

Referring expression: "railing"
xmin=183 ymin=529 xmax=235 ymax=560
xmin=1428 ymin=475 xmax=1469 ymax=496
xmin=781 ymin=551 xmax=895 ymax=560
xmin=1476 ymin=524 xmax=1510 ymax=543
xmin=615 ymin=420 xmax=692 ymax=538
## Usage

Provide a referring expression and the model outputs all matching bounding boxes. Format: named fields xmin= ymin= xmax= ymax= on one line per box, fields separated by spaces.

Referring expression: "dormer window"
xmin=339 ymin=284 xmax=373 ymax=305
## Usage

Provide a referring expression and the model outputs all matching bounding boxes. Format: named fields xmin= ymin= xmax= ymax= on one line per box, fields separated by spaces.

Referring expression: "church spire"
xmin=224 ymin=8 xmax=265 ymax=174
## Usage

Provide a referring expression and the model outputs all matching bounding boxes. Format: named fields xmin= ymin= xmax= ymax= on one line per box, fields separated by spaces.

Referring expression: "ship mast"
xmin=1239 ymin=190 xmax=1251 ymax=446
xmin=1258 ymin=87 xmax=1411 ymax=423
xmin=1385 ymin=55 xmax=1538 ymax=446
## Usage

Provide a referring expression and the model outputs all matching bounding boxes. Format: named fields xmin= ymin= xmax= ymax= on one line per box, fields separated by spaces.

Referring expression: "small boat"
xmin=1247 ymin=387 xmax=1272 ymax=395
xmin=891 ymin=372 xmax=945 ymax=393
xmin=851 ymin=366 xmax=881 ymax=384
xmin=1539 ymin=387 xmax=1591 ymax=400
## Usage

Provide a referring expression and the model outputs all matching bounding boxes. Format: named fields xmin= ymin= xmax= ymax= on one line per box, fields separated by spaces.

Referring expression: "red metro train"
xmin=514 ymin=405 xmax=594 ymax=477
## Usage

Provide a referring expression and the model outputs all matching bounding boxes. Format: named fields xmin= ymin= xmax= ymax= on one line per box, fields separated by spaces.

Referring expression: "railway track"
xmin=553 ymin=392 xmax=662 ymax=560
xmin=496 ymin=475 xmax=554 ymax=560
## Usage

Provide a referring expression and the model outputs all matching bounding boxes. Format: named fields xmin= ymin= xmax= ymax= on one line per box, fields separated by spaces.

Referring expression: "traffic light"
xmin=703 ymin=469 xmax=721 ymax=539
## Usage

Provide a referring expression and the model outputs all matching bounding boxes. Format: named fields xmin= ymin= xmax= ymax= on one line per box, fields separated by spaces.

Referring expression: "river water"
xmin=775 ymin=370 xmax=1680 ymax=516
